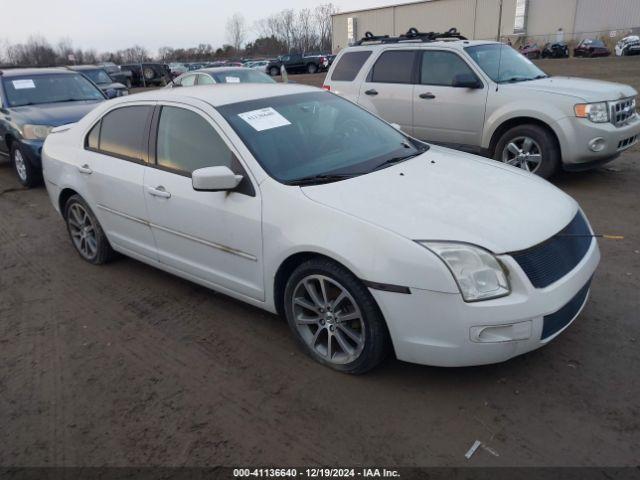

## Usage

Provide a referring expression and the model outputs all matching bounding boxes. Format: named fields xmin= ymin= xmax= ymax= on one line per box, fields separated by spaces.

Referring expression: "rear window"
xmin=330 ymin=51 xmax=372 ymax=81
xmin=370 ymin=51 xmax=415 ymax=84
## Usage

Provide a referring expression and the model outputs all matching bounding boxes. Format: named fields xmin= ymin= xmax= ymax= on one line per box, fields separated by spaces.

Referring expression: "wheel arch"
xmin=488 ymin=116 xmax=562 ymax=159
xmin=58 ymin=187 xmax=80 ymax=217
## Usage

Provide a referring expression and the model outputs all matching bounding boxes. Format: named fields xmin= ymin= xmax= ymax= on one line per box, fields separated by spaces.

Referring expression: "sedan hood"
xmin=301 ymin=147 xmax=578 ymax=254
xmin=11 ymin=100 xmax=103 ymax=127
xmin=516 ymin=76 xmax=637 ymax=102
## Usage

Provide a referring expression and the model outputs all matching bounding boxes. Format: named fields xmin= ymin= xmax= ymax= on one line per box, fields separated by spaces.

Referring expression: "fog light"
xmin=588 ymin=137 xmax=606 ymax=152
xmin=470 ymin=321 xmax=532 ymax=343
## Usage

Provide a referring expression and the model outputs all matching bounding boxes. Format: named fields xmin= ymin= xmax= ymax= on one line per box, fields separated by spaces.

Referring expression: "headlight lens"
xmin=575 ymin=102 xmax=609 ymax=123
xmin=22 ymin=124 xmax=54 ymax=140
xmin=419 ymin=242 xmax=510 ymax=302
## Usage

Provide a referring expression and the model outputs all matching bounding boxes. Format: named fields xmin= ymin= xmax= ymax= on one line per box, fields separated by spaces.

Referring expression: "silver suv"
xmin=324 ymin=30 xmax=640 ymax=178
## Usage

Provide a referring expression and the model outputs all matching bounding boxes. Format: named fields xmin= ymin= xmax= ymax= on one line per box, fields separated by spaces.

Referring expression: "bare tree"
xmin=315 ymin=3 xmax=338 ymax=52
xmin=226 ymin=13 xmax=247 ymax=52
xmin=56 ymin=37 xmax=74 ymax=63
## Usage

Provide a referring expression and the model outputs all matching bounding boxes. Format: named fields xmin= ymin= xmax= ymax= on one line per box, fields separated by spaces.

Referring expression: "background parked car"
xmin=249 ymin=60 xmax=270 ymax=73
xmin=541 ymin=42 xmax=570 ymax=59
xmin=120 ymin=63 xmax=171 ymax=87
xmin=168 ymin=62 xmax=188 ymax=77
xmin=68 ymin=65 xmax=129 ymax=98
xmin=96 ymin=62 xmax=132 ymax=88
xmin=574 ymin=39 xmax=612 ymax=57
xmin=266 ymin=53 xmax=327 ymax=76
xmin=167 ymin=67 xmax=276 ymax=88
xmin=0 ymin=68 xmax=105 ymax=187
xmin=519 ymin=43 xmax=541 ymax=59
xmin=615 ymin=35 xmax=640 ymax=56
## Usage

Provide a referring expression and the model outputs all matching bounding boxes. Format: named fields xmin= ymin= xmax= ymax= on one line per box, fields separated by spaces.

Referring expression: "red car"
xmin=574 ymin=39 xmax=612 ymax=58
xmin=519 ymin=43 xmax=541 ymax=59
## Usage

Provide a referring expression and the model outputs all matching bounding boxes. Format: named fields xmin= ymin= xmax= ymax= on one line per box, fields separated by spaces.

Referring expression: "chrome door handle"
xmin=419 ymin=92 xmax=436 ymax=99
xmin=77 ymin=164 xmax=93 ymax=174
xmin=147 ymin=186 xmax=171 ymax=198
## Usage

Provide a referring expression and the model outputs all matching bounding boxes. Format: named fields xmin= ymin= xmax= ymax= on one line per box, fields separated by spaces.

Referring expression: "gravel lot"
xmin=1 ymin=57 xmax=639 ymax=467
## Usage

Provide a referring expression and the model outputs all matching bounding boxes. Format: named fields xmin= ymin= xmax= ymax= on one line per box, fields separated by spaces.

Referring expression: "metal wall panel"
xmin=574 ymin=0 xmax=640 ymax=34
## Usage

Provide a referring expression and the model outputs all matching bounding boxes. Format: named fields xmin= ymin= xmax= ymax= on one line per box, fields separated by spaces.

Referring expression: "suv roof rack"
xmin=356 ymin=27 xmax=467 ymax=46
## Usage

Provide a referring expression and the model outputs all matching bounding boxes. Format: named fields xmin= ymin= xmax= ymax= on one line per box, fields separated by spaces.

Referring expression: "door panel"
xmin=412 ymin=51 xmax=488 ymax=147
xmin=144 ymin=104 xmax=263 ymax=300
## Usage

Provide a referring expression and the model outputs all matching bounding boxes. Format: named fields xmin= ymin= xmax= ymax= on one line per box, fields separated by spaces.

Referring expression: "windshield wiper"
xmin=372 ymin=145 xmax=427 ymax=172
xmin=288 ymin=172 xmax=362 ymax=186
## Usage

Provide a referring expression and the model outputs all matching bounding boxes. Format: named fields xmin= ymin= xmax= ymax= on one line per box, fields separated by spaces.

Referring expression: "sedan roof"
xmin=126 ymin=83 xmax=319 ymax=107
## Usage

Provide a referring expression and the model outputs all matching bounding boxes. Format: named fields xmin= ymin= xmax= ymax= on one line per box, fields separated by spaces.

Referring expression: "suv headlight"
xmin=22 ymin=124 xmax=54 ymax=140
xmin=418 ymin=242 xmax=510 ymax=302
xmin=575 ymin=102 xmax=609 ymax=123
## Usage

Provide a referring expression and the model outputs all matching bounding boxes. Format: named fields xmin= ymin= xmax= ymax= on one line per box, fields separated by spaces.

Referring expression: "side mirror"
xmin=452 ymin=73 xmax=483 ymax=89
xmin=192 ymin=166 xmax=243 ymax=192
xmin=105 ymin=88 xmax=118 ymax=99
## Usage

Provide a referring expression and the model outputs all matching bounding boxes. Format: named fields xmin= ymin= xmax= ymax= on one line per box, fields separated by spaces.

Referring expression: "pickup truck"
xmin=266 ymin=53 xmax=327 ymax=76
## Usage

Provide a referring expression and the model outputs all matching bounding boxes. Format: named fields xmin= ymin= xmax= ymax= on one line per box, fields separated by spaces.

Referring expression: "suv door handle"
xmin=364 ymin=89 xmax=378 ymax=96
xmin=147 ymin=186 xmax=171 ymax=199
xmin=419 ymin=92 xmax=436 ymax=99
xmin=77 ymin=164 xmax=93 ymax=174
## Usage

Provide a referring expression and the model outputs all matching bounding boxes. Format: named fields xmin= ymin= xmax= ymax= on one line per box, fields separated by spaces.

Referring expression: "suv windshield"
xmin=218 ymin=91 xmax=427 ymax=184
xmin=2 ymin=73 xmax=105 ymax=107
xmin=81 ymin=69 xmax=113 ymax=85
xmin=465 ymin=44 xmax=547 ymax=84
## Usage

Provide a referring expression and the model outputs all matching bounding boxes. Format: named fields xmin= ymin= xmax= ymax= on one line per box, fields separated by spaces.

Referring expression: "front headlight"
xmin=575 ymin=102 xmax=609 ymax=123
xmin=22 ymin=124 xmax=54 ymax=140
xmin=418 ymin=242 xmax=510 ymax=302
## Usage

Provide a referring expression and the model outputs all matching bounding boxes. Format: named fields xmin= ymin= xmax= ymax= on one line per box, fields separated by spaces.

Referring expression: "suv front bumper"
xmin=556 ymin=115 xmax=640 ymax=169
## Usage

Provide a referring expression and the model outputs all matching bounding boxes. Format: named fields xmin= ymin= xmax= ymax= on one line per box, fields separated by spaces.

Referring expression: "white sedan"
xmin=42 ymin=84 xmax=600 ymax=374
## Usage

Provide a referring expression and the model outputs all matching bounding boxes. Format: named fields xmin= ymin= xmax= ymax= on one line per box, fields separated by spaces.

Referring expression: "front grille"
xmin=618 ymin=134 xmax=638 ymax=150
xmin=541 ymin=278 xmax=592 ymax=340
xmin=510 ymin=212 xmax=592 ymax=289
xmin=610 ymin=97 xmax=637 ymax=127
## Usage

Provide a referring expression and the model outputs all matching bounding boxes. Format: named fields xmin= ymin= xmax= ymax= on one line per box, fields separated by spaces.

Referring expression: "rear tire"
xmin=494 ymin=124 xmax=560 ymax=179
xmin=270 ymin=67 xmax=280 ymax=77
xmin=284 ymin=258 xmax=390 ymax=374
xmin=64 ymin=194 xmax=116 ymax=265
xmin=307 ymin=63 xmax=318 ymax=74
xmin=11 ymin=144 xmax=41 ymax=188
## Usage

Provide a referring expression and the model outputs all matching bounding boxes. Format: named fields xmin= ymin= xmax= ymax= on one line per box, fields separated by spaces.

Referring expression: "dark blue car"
xmin=0 ymin=68 xmax=106 ymax=187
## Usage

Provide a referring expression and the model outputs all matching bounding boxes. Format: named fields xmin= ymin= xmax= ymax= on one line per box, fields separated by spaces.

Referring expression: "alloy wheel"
xmin=292 ymin=275 xmax=365 ymax=365
xmin=501 ymin=136 xmax=543 ymax=173
xmin=14 ymin=149 xmax=27 ymax=182
xmin=67 ymin=203 xmax=98 ymax=260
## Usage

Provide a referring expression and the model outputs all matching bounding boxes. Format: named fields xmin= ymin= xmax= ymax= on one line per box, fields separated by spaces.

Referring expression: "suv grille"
xmin=510 ymin=212 xmax=592 ymax=289
xmin=610 ymin=97 xmax=637 ymax=127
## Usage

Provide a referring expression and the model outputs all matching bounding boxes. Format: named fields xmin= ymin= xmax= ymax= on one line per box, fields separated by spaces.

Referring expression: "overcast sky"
xmin=3 ymin=0 xmax=401 ymax=53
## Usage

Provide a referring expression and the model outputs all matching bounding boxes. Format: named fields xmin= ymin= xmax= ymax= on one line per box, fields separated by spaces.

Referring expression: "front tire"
xmin=307 ymin=63 xmax=318 ymax=74
xmin=11 ymin=144 xmax=41 ymax=188
xmin=284 ymin=258 xmax=390 ymax=374
xmin=494 ymin=124 xmax=560 ymax=178
xmin=64 ymin=194 xmax=116 ymax=265
xmin=269 ymin=67 xmax=280 ymax=77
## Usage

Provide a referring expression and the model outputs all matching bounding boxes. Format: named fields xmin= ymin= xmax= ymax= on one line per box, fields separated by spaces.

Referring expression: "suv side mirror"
xmin=452 ymin=73 xmax=483 ymax=89
xmin=192 ymin=166 xmax=243 ymax=192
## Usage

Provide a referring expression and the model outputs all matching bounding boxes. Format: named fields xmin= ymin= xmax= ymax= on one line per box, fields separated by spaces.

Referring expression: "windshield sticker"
xmin=225 ymin=76 xmax=241 ymax=83
xmin=12 ymin=79 xmax=36 ymax=89
xmin=238 ymin=107 xmax=291 ymax=132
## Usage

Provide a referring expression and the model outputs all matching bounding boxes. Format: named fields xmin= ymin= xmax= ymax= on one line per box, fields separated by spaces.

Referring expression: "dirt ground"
xmin=1 ymin=57 xmax=639 ymax=468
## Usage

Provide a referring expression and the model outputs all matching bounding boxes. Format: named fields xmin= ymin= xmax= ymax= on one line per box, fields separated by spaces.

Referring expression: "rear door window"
xmin=97 ymin=106 xmax=152 ymax=162
xmin=330 ymin=51 xmax=372 ymax=81
xmin=370 ymin=50 xmax=416 ymax=84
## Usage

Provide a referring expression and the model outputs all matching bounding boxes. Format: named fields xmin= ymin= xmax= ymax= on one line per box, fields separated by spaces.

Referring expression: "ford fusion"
xmin=42 ymin=84 xmax=600 ymax=374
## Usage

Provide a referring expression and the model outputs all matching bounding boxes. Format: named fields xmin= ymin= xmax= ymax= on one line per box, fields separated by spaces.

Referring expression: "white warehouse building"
xmin=332 ymin=0 xmax=640 ymax=52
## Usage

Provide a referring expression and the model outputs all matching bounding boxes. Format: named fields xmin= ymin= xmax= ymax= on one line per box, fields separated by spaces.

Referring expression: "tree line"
xmin=0 ymin=4 xmax=337 ymax=67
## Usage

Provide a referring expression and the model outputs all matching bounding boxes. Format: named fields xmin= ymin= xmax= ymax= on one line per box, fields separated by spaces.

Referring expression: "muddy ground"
xmin=1 ymin=56 xmax=639 ymax=468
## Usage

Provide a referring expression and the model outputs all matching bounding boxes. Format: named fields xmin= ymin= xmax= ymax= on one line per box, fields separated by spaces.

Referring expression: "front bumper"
xmin=556 ymin=115 xmax=640 ymax=169
xmin=371 ymin=238 xmax=600 ymax=367
xmin=17 ymin=139 xmax=44 ymax=169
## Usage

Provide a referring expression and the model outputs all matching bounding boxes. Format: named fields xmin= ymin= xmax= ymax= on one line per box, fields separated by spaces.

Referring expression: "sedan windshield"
xmin=209 ymin=69 xmax=275 ymax=84
xmin=81 ymin=69 xmax=113 ymax=85
xmin=218 ymin=91 xmax=427 ymax=184
xmin=465 ymin=44 xmax=548 ymax=84
xmin=2 ymin=74 xmax=105 ymax=107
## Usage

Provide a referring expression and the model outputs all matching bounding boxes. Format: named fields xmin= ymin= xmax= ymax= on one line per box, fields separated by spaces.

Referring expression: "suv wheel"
xmin=64 ymin=194 xmax=116 ymax=265
xmin=307 ymin=63 xmax=318 ymax=74
xmin=284 ymin=258 xmax=390 ymax=374
xmin=269 ymin=67 xmax=280 ymax=77
xmin=494 ymin=124 xmax=560 ymax=178
xmin=11 ymin=144 xmax=41 ymax=188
